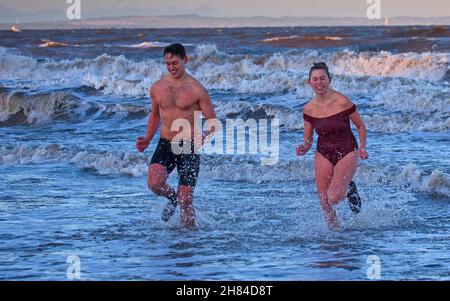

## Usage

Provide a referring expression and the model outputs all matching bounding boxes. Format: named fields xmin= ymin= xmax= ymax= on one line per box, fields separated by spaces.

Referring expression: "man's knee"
xmin=147 ymin=175 xmax=166 ymax=194
xmin=147 ymin=164 xmax=168 ymax=194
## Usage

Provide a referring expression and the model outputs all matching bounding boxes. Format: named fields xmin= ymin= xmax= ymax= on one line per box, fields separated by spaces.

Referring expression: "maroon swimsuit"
xmin=303 ymin=104 xmax=358 ymax=166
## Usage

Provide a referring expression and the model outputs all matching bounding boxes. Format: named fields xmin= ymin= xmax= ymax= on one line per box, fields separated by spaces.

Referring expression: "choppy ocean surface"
xmin=0 ymin=26 xmax=449 ymax=280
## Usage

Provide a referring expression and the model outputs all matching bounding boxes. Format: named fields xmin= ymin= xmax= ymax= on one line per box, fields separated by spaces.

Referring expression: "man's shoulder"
xmin=153 ymin=77 xmax=169 ymax=88
xmin=150 ymin=78 xmax=168 ymax=93
xmin=184 ymin=76 xmax=207 ymax=94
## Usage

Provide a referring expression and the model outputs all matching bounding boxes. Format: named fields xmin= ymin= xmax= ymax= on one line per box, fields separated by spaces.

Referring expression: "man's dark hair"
xmin=163 ymin=43 xmax=186 ymax=59
xmin=309 ymin=62 xmax=332 ymax=81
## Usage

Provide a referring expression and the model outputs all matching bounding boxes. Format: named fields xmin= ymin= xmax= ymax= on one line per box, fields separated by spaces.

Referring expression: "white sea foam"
xmin=262 ymin=35 xmax=343 ymax=43
xmin=1 ymin=86 xmax=448 ymax=133
xmin=0 ymin=89 xmax=150 ymax=125
xmin=399 ymin=163 xmax=450 ymax=197
xmin=0 ymin=144 xmax=148 ymax=177
xmin=262 ymin=35 xmax=299 ymax=42
xmin=1 ymin=144 xmax=448 ymax=197
xmin=1 ymin=46 xmax=448 ymax=132
xmin=332 ymin=51 xmax=449 ymax=81
xmin=1 ymin=47 xmax=448 ymax=97
xmin=213 ymin=100 xmax=303 ymax=130
xmin=70 ymin=151 xmax=148 ymax=177
xmin=126 ymin=41 xmax=170 ymax=48
xmin=0 ymin=90 xmax=81 ymax=124
xmin=38 ymin=40 xmax=69 ymax=48
xmin=362 ymin=114 xmax=450 ymax=133
xmin=0 ymin=144 xmax=70 ymax=165
xmin=0 ymin=49 xmax=165 ymax=96
xmin=214 ymin=98 xmax=450 ymax=133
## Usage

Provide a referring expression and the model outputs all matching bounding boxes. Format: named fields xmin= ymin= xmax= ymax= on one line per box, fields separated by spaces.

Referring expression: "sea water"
xmin=0 ymin=26 xmax=449 ymax=280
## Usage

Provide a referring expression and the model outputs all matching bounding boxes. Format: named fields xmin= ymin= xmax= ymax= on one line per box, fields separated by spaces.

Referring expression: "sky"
xmin=0 ymin=0 xmax=449 ymax=22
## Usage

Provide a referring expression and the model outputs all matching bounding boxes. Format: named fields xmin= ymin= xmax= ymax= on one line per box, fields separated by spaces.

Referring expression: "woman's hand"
xmin=296 ymin=144 xmax=309 ymax=156
xmin=359 ymin=148 xmax=368 ymax=160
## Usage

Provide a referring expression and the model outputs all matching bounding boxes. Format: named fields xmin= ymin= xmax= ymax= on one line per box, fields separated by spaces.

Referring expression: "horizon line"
xmin=2 ymin=14 xmax=450 ymax=23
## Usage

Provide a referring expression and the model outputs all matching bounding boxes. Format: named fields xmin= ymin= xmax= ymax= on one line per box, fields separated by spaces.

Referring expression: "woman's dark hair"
xmin=163 ymin=43 xmax=186 ymax=59
xmin=309 ymin=62 xmax=332 ymax=81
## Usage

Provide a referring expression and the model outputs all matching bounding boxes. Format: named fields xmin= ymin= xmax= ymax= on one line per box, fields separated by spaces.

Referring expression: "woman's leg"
xmin=327 ymin=151 xmax=358 ymax=205
xmin=314 ymin=152 xmax=339 ymax=229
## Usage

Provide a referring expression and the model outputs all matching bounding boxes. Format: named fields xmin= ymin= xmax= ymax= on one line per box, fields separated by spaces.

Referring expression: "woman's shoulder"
xmin=333 ymin=91 xmax=354 ymax=110
xmin=303 ymin=99 xmax=316 ymax=115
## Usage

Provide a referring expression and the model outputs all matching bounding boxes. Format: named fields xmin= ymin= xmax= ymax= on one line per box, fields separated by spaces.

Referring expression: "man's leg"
xmin=148 ymin=163 xmax=175 ymax=197
xmin=148 ymin=139 xmax=179 ymax=221
xmin=178 ymin=185 xmax=196 ymax=228
xmin=177 ymin=150 xmax=200 ymax=229
xmin=148 ymin=163 xmax=178 ymax=221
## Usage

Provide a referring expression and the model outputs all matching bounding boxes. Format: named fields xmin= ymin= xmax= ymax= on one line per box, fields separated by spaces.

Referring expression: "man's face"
xmin=164 ymin=53 xmax=187 ymax=79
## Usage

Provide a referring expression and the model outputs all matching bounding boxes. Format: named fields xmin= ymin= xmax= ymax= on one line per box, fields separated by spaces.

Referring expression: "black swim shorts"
xmin=150 ymin=138 xmax=201 ymax=188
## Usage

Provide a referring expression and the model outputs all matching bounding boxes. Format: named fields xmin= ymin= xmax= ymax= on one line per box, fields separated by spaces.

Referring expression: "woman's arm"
xmin=296 ymin=119 xmax=314 ymax=156
xmin=349 ymin=109 xmax=368 ymax=159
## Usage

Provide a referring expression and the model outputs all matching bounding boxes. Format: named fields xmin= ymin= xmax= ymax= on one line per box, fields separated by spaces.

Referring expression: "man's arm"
xmin=145 ymin=87 xmax=161 ymax=141
xmin=197 ymin=84 xmax=218 ymax=141
xmin=136 ymin=86 xmax=160 ymax=153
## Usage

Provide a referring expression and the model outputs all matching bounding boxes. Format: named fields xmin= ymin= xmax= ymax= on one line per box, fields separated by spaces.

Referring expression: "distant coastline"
xmin=1 ymin=15 xmax=450 ymax=30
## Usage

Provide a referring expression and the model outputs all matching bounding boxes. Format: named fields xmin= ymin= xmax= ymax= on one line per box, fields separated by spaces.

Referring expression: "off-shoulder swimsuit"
xmin=303 ymin=104 xmax=358 ymax=166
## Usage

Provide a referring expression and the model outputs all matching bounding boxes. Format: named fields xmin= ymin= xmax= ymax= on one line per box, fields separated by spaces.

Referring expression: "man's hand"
xmin=136 ymin=137 xmax=150 ymax=153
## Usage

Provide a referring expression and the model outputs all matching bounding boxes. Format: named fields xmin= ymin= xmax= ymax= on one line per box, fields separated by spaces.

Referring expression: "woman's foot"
xmin=327 ymin=218 xmax=341 ymax=230
xmin=347 ymin=181 xmax=361 ymax=213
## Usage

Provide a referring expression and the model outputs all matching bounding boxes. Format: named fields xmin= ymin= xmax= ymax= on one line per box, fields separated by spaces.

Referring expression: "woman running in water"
xmin=296 ymin=62 xmax=368 ymax=230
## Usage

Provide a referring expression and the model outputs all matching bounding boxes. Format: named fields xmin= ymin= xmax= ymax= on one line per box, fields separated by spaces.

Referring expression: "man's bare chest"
xmin=159 ymin=86 xmax=198 ymax=110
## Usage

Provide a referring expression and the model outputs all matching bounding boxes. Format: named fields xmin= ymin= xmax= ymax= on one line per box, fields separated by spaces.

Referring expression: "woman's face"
xmin=308 ymin=69 xmax=331 ymax=96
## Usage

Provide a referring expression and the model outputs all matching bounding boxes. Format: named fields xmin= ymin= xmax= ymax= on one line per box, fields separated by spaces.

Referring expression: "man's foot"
xmin=162 ymin=198 xmax=178 ymax=222
xmin=347 ymin=181 xmax=361 ymax=213
xmin=181 ymin=205 xmax=196 ymax=229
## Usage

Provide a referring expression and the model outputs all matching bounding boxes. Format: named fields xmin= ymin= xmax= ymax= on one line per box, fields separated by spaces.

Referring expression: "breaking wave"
xmin=1 ymin=86 xmax=448 ymax=133
xmin=124 ymin=41 xmax=170 ymax=48
xmin=262 ymin=35 xmax=346 ymax=48
xmin=1 ymin=46 xmax=448 ymax=98
xmin=0 ymin=88 xmax=149 ymax=126
xmin=0 ymin=89 xmax=81 ymax=125
xmin=1 ymin=144 xmax=449 ymax=198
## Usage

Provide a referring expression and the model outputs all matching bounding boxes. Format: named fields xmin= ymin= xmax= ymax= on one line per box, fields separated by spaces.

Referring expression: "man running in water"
xmin=136 ymin=43 xmax=217 ymax=228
